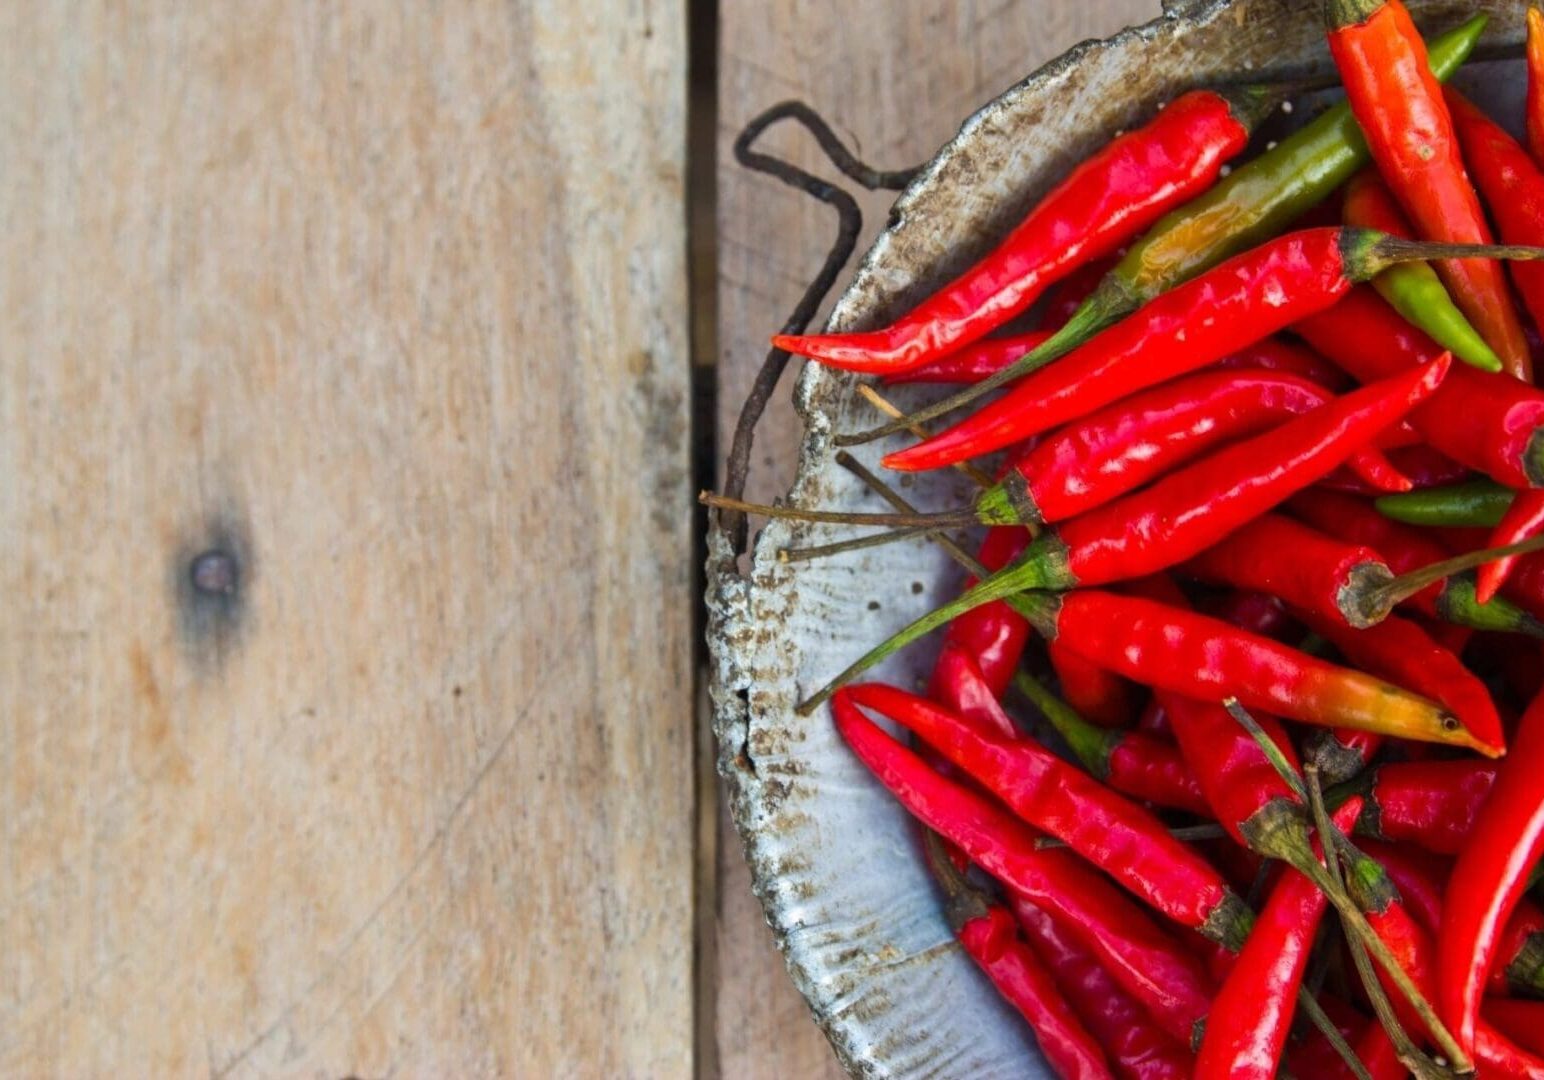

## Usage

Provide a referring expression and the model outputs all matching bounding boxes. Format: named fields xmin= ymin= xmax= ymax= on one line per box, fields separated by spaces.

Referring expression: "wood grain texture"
xmin=0 ymin=2 xmax=690 ymax=1076
xmin=713 ymin=3 xmax=1159 ymax=1076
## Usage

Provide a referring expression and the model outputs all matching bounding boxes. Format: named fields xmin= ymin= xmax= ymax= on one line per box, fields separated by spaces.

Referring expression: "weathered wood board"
xmin=0 ymin=3 xmax=691 ymax=1074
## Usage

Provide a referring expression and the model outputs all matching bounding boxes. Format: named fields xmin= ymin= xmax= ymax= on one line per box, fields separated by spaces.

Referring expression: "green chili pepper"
xmin=1343 ymin=169 xmax=1503 ymax=372
xmin=1373 ymin=259 xmax=1503 ymax=372
xmin=1375 ymin=480 xmax=1516 ymax=528
xmin=854 ymin=13 xmax=1489 ymax=442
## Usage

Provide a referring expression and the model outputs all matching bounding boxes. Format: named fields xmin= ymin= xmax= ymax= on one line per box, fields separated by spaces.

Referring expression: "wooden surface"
xmin=1 ymin=3 xmax=690 ymax=1076
xmin=711 ymin=3 xmax=1159 ymax=1076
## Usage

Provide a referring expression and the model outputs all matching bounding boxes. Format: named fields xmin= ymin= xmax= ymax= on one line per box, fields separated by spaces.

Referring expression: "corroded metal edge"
xmin=706 ymin=2 xmax=1524 ymax=1076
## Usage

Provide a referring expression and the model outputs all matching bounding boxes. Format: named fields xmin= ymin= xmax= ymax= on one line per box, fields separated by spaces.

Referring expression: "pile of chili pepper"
xmin=706 ymin=4 xmax=1544 ymax=1076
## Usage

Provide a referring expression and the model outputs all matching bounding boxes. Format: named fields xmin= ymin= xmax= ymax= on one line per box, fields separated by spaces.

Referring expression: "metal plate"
xmin=706 ymin=3 xmax=1525 ymax=1075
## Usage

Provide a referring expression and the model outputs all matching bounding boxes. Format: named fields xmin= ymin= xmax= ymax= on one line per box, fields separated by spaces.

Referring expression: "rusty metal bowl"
xmin=706 ymin=2 xmax=1525 ymax=1074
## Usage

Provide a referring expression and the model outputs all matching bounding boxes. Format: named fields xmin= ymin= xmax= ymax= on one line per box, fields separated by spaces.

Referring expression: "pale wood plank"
xmin=712 ymin=4 xmax=1159 ymax=1076
xmin=0 ymin=2 xmax=691 ymax=1075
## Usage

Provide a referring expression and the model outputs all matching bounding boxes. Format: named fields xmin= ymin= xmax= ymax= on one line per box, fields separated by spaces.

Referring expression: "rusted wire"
xmin=717 ymin=101 xmax=921 ymax=555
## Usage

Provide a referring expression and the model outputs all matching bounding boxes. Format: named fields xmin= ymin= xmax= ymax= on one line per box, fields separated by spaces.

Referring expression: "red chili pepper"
xmin=845 ymin=683 xmax=1249 ymax=944
xmin=832 ymin=693 xmax=1214 ymax=1043
xmin=881 ymin=227 xmax=1495 ymax=472
xmin=1344 ymin=445 xmax=1416 ymax=495
xmin=1296 ymin=590 xmax=1501 ymax=778
xmin=930 ymin=527 xmax=1032 ymax=699
xmin=1345 ymin=759 xmax=1497 ymax=856
xmin=1036 ymin=590 xmax=1481 ymax=753
xmin=1195 ymin=799 xmax=1362 ymax=1080
xmin=953 ymin=903 xmax=1115 ymax=1079
xmin=1013 ymin=668 xmax=1209 ymax=816
xmin=772 ymin=91 xmax=1258 ymax=374
xmin=1215 ymin=336 xmax=1350 ymax=389
xmin=1478 ymin=490 xmax=1544 ymax=607
xmin=1295 ymin=286 xmax=1544 ymax=487
xmin=1445 ymin=89 xmax=1544 ymax=345
xmin=1326 ymin=0 xmax=1534 ymax=379
xmin=900 ymin=332 xmax=1351 ymax=391
xmin=930 ymin=642 xmax=1021 ymax=742
xmin=1182 ymin=512 xmax=1392 ymax=628
xmin=996 ymin=369 xmax=1410 ymax=523
xmin=799 ymin=360 xmax=1453 ymax=710
xmin=884 ymin=331 xmax=1053 ymax=386
xmin=1531 ymin=5 xmax=1544 ymax=169
xmin=989 ymin=359 xmax=1443 ymax=571
xmin=1342 ymin=850 xmax=1447 ymax=1044
xmin=1441 ymin=688 xmax=1544 ymax=1054
xmin=1047 ymin=641 xmax=1134 ymax=729
xmin=1012 ymin=899 xmax=1193 ymax=1080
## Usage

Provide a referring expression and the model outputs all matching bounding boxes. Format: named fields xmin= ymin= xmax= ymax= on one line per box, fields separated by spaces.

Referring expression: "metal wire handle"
xmin=716 ymin=101 xmax=921 ymax=556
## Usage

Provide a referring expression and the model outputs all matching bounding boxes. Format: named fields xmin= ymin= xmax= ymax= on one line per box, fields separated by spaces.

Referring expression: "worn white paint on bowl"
xmin=706 ymin=2 xmax=1525 ymax=1075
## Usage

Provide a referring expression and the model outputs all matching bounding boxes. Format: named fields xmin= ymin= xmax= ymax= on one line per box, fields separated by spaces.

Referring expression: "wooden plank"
xmin=0 ymin=3 xmax=691 ymax=1075
xmin=712 ymin=4 xmax=1158 ymax=1076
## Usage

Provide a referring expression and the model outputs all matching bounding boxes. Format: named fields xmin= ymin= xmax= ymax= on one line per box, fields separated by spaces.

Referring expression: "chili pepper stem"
xmin=1302 ymin=802 xmax=1473 ymax=1073
xmin=834 ymin=454 xmax=1004 ymax=577
xmin=1507 ymin=930 xmax=1544 ymax=993
xmin=699 ymin=491 xmax=983 ymax=530
xmin=1324 ymin=0 xmax=1386 ymax=29
xmin=778 ymin=525 xmax=949 ymax=564
xmin=1342 ymin=229 xmax=1544 ymax=280
xmin=854 ymin=384 xmax=996 ymax=489
xmin=921 ymin=829 xmax=992 ymax=930
xmin=1365 ymin=532 xmax=1544 ymax=612
xmin=1306 ymin=766 xmax=1457 ymax=1080
xmin=1530 ymin=429 xmax=1544 ymax=489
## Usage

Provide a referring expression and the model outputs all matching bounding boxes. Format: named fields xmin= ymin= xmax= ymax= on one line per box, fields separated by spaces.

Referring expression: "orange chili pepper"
xmin=1325 ymin=0 xmax=1534 ymax=379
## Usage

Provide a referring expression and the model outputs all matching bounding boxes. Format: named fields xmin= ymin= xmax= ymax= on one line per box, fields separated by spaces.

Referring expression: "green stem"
xmin=796 ymin=546 xmax=1067 ymax=714
xmin=1013 ymin=670 xmax=1116 ymax=776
